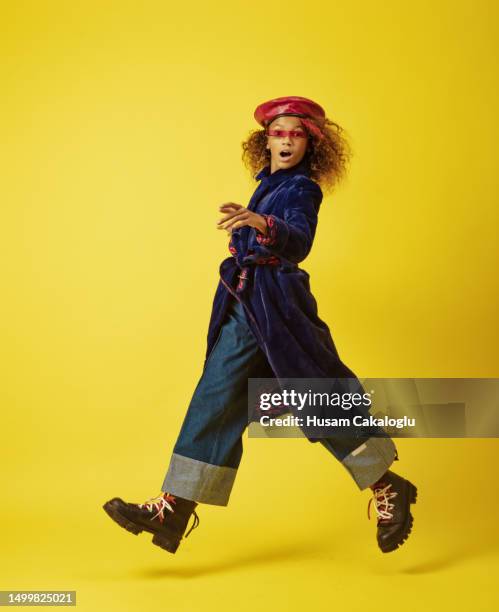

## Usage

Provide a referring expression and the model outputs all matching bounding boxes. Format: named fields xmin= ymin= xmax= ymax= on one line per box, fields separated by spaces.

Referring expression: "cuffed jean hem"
xmin=340 ymin=437 xmax=398 ymax=490
xmin=161 ymin=453 xmax=237 ymax=506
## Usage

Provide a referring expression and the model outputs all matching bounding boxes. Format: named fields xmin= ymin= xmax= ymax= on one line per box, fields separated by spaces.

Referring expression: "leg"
xmin=162 ymin=296 xmax=272 ymax=506
xmin=103 ymin=297 xmax=271 ymax=552
xmin=319 ymin=422 xmax=418 ymax=554
xmin=319 ymin=435 xmax=399 ymax=490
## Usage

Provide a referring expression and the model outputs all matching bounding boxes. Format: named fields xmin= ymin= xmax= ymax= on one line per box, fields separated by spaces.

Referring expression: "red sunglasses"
xmin=266 ymin=128 xmax=308 ymax=139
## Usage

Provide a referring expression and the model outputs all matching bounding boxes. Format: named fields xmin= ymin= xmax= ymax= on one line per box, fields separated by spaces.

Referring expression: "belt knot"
xmin=235 ymin=256 xmax=281 ymax=293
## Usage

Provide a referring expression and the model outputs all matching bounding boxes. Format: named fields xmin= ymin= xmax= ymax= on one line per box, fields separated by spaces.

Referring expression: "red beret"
xmin=254 ymin=95 xmax=326 ymax=140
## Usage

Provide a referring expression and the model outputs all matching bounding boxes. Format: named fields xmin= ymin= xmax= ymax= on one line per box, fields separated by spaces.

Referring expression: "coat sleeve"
xmin=254 ymin=180 xmax=323 ymax=264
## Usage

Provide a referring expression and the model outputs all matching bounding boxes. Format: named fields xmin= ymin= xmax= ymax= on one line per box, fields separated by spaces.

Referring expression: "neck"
xmin=270 ymin=155 xmax=306 ymax=175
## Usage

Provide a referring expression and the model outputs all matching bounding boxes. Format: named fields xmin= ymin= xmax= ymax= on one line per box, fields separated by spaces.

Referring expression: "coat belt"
xmin=235 ymin=256 xmax=281 ymax=293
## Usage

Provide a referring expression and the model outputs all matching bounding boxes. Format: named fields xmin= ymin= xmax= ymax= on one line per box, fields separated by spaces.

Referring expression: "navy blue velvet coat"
xmin=205 ymin=154 xmax=360 ymax=386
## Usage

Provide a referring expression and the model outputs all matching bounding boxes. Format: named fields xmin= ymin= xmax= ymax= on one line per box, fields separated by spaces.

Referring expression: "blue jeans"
xmin=162 ymin=296 xmax=397 ymax=505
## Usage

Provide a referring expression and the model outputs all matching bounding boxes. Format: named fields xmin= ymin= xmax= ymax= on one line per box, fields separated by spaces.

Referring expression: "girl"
xmin=103 ymin=96 xmax=417 ymax=555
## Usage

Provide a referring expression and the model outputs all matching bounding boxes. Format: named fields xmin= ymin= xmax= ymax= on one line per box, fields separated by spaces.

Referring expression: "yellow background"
xmin=1 ymin=1 xmax=498 ymax=610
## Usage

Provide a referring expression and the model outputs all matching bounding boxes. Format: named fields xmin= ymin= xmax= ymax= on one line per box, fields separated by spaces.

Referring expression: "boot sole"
xmin=102 ymin=501 xmax=181 ymax=554
xmin=379 ymin=482 xmax=418 ymax=553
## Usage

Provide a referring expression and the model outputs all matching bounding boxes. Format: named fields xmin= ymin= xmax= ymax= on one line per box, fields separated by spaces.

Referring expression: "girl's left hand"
xmin=217 ymin=202 xmax=267 ymax=235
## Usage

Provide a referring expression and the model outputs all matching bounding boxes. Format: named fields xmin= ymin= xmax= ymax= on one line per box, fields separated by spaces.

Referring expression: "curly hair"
xmin=241 ymin=116 xmax=353 ymax=194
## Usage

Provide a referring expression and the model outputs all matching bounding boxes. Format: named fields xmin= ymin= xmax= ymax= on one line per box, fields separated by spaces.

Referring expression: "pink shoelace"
xmin=139 ymin=492 xmax=176 ymax=524
xmin=138 ymin=492 xmax=200 ymax=537
xmin=368 ymin=483 xmax=398 ymax=523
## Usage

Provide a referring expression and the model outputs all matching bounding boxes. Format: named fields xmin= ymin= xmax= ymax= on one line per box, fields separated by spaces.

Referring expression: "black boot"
xmin=103 ymin=492 xmax=200 ymax=553
xmin=368 ymin=470 xmax=417 ymax=553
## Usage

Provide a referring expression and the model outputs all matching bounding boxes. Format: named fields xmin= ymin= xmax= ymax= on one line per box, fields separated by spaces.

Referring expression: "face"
xmin=265 ymin=115 xmax=309 ymax=173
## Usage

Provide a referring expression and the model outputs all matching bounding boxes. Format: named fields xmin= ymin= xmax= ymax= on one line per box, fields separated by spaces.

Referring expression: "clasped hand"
xmin=216 ymin=203 xmax=267 ymax=236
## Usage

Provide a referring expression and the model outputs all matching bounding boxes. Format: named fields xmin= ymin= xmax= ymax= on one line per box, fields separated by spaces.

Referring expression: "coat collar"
xmin=255 ymin=154 xmax=312 ymax=185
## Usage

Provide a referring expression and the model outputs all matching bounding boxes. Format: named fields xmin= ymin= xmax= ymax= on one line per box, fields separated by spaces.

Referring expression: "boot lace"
xmin=368 ymin=483 xmax=398 ymax=522
xmin=139 ymin=492 xmax=176 ymax=524
xmin=138 ymin=492 xmax=201 ymax=537
xmin=184 ymin=511 xmax=200 ymax=538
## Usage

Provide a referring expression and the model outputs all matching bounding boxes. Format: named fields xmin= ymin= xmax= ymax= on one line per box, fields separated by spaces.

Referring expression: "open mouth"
xmin=279 ymin=150 xmax=292 ymax=159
